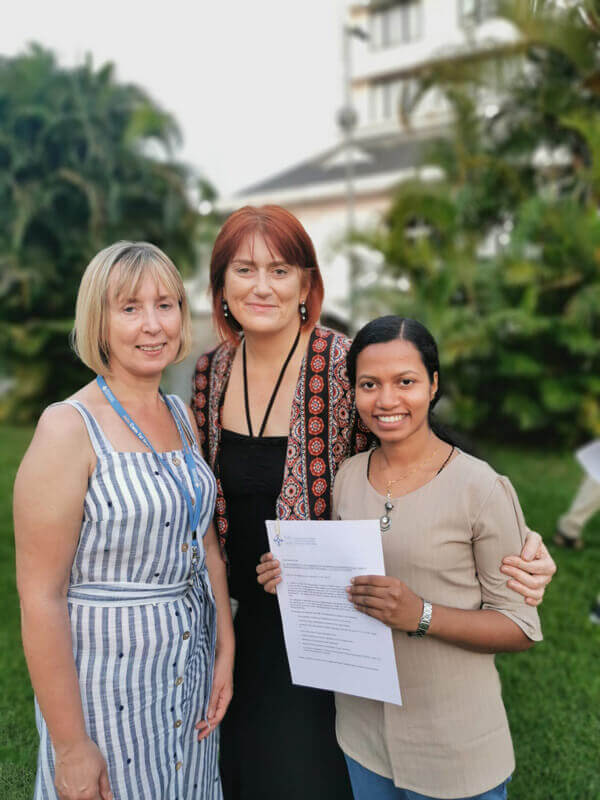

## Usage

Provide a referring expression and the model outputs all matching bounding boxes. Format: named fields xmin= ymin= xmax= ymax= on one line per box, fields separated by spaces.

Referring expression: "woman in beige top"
xmin=331 ymin=315 xmax=542 ymax=800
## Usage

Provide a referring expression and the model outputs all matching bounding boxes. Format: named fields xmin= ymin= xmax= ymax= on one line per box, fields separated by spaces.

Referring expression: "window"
xmin=388 ymin=6 xmax=404 ymax=45
xmin=368 ymin=83 xmax=388 ymax=122
xmin=368 ymin=78 xmax=418 ymax=123
xmin=369 ymin=1 xmax=423 ymax=49
xmin=458 ymin=0 xmax=498 ymax=25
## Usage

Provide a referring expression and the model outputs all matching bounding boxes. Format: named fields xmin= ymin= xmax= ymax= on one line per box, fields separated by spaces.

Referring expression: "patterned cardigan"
xmin=192 ymin=325 xmax=372 ymax=553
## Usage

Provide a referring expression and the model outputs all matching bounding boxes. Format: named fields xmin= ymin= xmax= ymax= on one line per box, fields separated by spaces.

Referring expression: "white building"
xmin=171 ymin=0 xmax=510 ymax=395
xmin=215 ymin=1 xmax=512 ymax=325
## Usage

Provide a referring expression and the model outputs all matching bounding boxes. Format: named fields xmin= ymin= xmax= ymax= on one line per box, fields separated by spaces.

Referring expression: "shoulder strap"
xmin=61 ymin=400 xmax=115 ymax=456
xmin=167 ymin=395 xmax=196 ymax=449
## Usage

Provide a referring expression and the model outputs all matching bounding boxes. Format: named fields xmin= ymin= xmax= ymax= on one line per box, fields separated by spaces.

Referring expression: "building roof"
xmin=236 ymin=131 xmax=432 ymax=198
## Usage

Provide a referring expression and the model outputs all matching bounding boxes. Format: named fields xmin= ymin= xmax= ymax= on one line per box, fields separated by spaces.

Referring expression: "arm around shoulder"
xmin=349 ymin=469 xmax=541 ymax=653
xmin=423 ymin=475 xmax=541 ymax=653
xmin=471 ymin=476 xmax=543 ymax=644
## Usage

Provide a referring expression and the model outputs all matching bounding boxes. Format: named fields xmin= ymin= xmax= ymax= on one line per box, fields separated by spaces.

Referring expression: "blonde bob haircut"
xmin=72 ymin=241 xmax=192 ymax=375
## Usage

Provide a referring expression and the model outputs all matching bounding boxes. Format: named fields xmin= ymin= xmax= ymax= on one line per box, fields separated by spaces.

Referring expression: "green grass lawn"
xmin=0 ymin=426 xmax=37 ymax=800
xmin=1 ymin=426 xmax=599 ymax=799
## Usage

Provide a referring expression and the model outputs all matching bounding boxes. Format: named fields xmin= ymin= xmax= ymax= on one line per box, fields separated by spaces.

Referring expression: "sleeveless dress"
xmin=33 ymin=395 xmax=221 ymax=800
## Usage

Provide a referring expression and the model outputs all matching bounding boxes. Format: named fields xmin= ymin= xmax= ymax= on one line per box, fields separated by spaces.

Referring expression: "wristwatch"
xmin=408 ymin=600 xmax=432 ymax=638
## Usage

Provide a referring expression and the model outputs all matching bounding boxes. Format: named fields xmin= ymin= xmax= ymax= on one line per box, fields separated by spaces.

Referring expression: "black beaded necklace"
xmin=242 ymin=326 xmax=302 ymax=438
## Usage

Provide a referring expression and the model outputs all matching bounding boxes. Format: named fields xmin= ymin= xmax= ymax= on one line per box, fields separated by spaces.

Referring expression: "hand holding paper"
xmin=265 ymin=519 xmax=402 ymax=705
xmin=256 ymin=551 xmax=282 ymax=593
xmin=347 ymin=575 xmax=423 ymax=631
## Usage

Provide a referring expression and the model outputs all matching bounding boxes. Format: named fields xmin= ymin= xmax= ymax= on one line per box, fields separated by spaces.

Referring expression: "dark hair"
xmin=347 ymin=315 xmax=458 ymax=447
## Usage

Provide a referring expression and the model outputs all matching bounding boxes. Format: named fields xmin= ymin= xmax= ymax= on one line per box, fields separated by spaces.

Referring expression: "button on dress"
xmin=33 ymin=396 xmax=221 ymax=800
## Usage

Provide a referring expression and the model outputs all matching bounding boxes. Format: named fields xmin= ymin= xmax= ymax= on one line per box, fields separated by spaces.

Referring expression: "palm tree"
xmin=363 ymin=1 xmax=600 ymax=442
xmin=0 ymin=45 xmax=218 ymax=421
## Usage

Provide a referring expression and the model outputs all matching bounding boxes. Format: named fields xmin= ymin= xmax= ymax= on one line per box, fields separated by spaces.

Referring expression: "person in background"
xmin=194 ymin=206 xmax=556 ymax=800
xmin=555 ymin=471 xmax=600 ymax=550
xmin=554 ymin=449 xmax=600 ymax=622
xmin=15 ymin=242 xmax=234 ymax=800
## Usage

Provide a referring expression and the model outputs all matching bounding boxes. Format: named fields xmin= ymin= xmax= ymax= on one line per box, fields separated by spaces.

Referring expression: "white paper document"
xmin=576 ymin=439 xmax=600 ymax=482
xmin=266 ymin=519 xmax=402 ymax=705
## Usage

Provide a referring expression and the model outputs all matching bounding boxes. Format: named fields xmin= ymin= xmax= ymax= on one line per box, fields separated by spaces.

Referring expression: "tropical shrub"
xmin=0 ymin=45 xmax=217 ymax=421
xmin=362 ymin=1 xmax=600 ymax=444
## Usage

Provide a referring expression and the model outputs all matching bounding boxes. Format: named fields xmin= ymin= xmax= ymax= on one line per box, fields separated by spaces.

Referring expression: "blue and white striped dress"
xmin=34 ymin=395 xmax=221 ymax=800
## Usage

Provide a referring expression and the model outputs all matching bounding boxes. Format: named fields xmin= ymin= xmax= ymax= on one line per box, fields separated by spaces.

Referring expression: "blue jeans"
xmin=344 ymin=755 xmax=511 ymax=800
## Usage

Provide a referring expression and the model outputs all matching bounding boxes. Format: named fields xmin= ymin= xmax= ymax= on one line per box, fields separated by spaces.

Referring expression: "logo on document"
xmin=273 ymin=533 xmax=283 ymax=546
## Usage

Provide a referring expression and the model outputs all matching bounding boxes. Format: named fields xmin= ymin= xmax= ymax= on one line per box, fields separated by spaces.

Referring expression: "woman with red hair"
xmin=193 ymin=205 xmax=363 ymax=799
xmin=192 ymin=205 xmax=555 ymax=800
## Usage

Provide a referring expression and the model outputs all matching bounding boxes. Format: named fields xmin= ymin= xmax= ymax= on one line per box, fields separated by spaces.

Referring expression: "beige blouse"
xmin=332 ymin=449 xmax=542 ymax=800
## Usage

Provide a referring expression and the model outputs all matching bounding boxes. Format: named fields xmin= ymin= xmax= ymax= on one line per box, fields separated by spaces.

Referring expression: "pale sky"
xmin=1 ymin=0 xmax=348 ymax=197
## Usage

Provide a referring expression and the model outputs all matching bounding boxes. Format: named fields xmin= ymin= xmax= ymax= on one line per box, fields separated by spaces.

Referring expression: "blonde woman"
xmin=14 ymin=242 xmax=234 ymax=800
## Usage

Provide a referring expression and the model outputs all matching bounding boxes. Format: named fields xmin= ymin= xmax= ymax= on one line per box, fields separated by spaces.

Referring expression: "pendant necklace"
xmin=242 ymin=326 xmax=301 ymax=437
xmin=378 ymin=442 xmax=455 ymax=532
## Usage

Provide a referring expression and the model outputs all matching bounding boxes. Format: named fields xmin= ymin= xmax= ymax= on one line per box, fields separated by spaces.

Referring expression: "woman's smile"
xmin=355 ymin=338 xmax=436 ymax=446
xmin=244 ymin=301 xmax=277 ymax=312
xmin=136 ymin=342 xmax=167 ymax=353
xmin=223 ymin=233 xmax=307 ymax=337
xmin=373 ymin=412 xmax=409 ymax=428
xmin=106 ymin=275 xmax=182 ymax=378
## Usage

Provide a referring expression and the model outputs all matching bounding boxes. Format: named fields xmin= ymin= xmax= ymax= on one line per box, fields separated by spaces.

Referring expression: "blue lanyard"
xmin=97 ymin=376 xmax=202 ymax=532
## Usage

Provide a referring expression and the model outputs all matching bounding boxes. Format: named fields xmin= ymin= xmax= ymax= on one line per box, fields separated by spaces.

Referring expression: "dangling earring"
xmin=222 ymin=297 xmax=230 ymax=318
xmin=299 ymin=301 xmax=308 ymax=323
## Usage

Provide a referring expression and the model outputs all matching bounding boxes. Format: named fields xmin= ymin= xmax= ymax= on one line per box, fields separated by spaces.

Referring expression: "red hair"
xmin=210 ymin=205 xmax=325 ymax=344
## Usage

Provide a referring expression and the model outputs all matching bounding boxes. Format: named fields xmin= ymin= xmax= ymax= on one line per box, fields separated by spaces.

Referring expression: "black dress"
xmin=218 ymin=428 xmax=353 ymax=800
